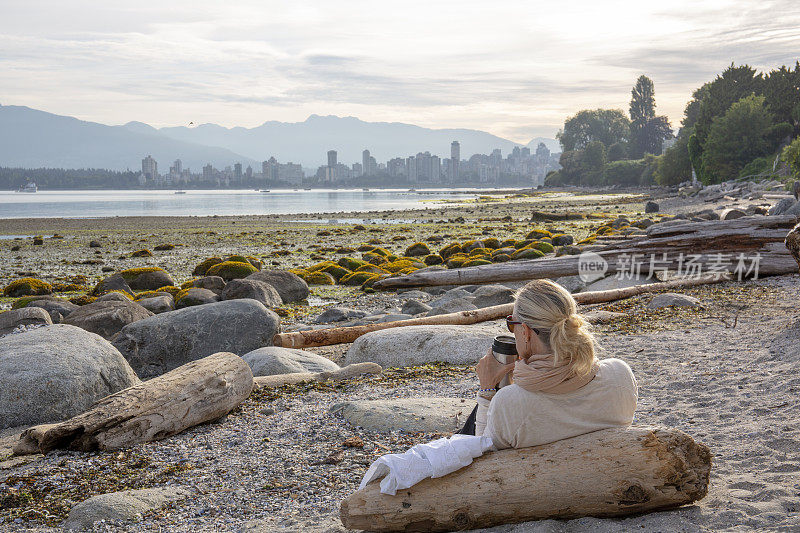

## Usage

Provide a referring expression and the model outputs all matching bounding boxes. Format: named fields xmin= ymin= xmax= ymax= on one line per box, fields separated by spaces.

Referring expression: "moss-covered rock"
xmin=192 ymin=257 xmax=223 ymax=276
xmin=526 ymin=229 xmax=552 ymax=240
xmin=405 ymin=242 xmax=431 ymax=257
xmin=556 ymin=245 xmax=582 ymax=257
xmin=356 ymin=244 xmax=376 ymax=252
xmin=134 ymin=290 xmax=173 ymax=301
xmin=481 ymin=237 xmax=501 ymax=249
xmin=131 ymin=249 xmax=153 ymax=257
xmin=338 ymin=257 xmax=367 ymax=271
xmin=424 ymin=254 xmax=444 ymax=266
xmin=514 ymin=239 xmax=535 ymax=250
xmin=180 ymin=279 xmax=198 ymax=289
xmin=362 ymin=252 xmax=388 ymax=266
xmin=360 ymin=274 xmax=385 ymax=290
xmin=205 ymin=261 xmax=258 ymax=281
xmin=492 ymin=253 xmax=512 ymax=262
xmin=396 ymin=267 xmax=418 ymax=275
xmin=462 ymin=240 xmax=485 ymax=252
xmin=3 ymin=278 xmax=53 ymax=298
xmin=155 ymin=285 xmax=181 ymax=297
xmin=320 ymin=264 xmax=351 ymax=282
xmin=356 ymin=264 xmax=390 ymax=274
xmin=154 ymin=243 xmax=176 ymax=251
xmin=32 ymin=235 xmax=44 ymax=245
xmin=462 ymin=259 xmax=492 ymax=267
xmin=69 ymin=294 xmax=97 ymax=306
xmin=467 ymin=248 xmax=492 ymax=258
xmin=511 ymin=248 xmax=545 ymax=260
xmin=383 ymin=260 xmax=419 ymax=273
xmin=446 ymin=254 xmax=468 ymax=268
xmin=529 ymin=241 xmax=555 ymax=254
xmin=492 ymin=247 xmax=516 ymax=257
xmin=551 ymin=234 xmax=574 ymax=246
xmin=577 ymin=236 xmax=597 ymax=245
xmin=439 ymin=242 xmax=463 ymax=259
xmin=11 ymin=295 xmax=59 ymax=309
xmin=51 ymin=282 xmax=89 ymax=293
xmin=499 ymin=238 xmax=517 ymax=248
xmin=120 ymin=267 xmax=175 ymax=290
xmin=306 ymin=271 xmax=336 ymax=285
xmin=340 ymin=271 xmax=378 ymax=286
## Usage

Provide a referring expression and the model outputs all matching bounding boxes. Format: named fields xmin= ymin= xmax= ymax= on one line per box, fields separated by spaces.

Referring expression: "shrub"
xmin=3 ymin=278 xmax=53 ymax=297
xmin=602 ymin=159 xmax=646 ymax=186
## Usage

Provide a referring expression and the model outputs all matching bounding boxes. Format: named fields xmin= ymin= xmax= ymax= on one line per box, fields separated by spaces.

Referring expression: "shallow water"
xmin=0 ymin=188 xmax=499 ymax=219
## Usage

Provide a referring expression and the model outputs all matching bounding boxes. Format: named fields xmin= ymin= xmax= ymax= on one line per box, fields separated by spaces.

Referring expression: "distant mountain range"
xmin=0 ymin=104 xmax=560 ymax=171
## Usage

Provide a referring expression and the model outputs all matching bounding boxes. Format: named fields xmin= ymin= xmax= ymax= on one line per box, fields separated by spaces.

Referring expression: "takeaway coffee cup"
xmin=492 ymin=335 xmax=518 ymax=389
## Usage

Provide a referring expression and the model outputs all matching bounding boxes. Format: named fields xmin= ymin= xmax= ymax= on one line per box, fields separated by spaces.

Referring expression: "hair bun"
xmin=564 ymin=314 xmax=582 ymax=329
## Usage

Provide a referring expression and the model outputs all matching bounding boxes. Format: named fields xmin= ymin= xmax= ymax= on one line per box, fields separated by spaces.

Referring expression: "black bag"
xmin=456 ymin=404 xmax=479 ymax=435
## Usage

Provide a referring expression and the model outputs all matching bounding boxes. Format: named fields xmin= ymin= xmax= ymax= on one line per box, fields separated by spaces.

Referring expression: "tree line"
xmin=546 ymin=62 xmax=800 ymax=187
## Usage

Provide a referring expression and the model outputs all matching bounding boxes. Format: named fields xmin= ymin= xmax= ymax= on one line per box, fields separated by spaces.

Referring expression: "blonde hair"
xmin=513 ymin=279 xmax=597 ymax=376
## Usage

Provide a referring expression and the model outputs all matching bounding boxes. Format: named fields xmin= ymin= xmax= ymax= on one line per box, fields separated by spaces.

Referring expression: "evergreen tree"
xmin=629 ymin=75 xmax=673 ymax=158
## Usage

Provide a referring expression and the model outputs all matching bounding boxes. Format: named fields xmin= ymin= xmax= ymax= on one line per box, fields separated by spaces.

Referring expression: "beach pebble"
xmin=137 ymin=295 xmax=175 ymax=314
xmin=64 ymin=299 xmax=153 ymax=339
xmin=222 ymin=279 xmax=283 ymax=307
xmin=0 ymin=324 xmax=139 ymax=429
xmin=647 ymin=293 xmax=703 ymax=309
xmin=242 ymin=346 xmax=339 ymax=376
xmin=247 ymin=269 xmax=309 ymax=303
xmin=345 ymin=323 xmax=504 ymax=367
xmin=401 ymin=299 xmax=433 ymax=315
xmin=64 ymin=487 xmax=189 ymax=530
xmin=0 ymin=306 xmax=52 ymax=335
xmin=330 ymin=397 xmax=470 ymax=433
xmin=112 ymin=299 xmax=280 ymax=378
xmin=314 ymin=307 xmax=367 ymax=324
xmin=175 ymin=288 xmax=220 ymax=309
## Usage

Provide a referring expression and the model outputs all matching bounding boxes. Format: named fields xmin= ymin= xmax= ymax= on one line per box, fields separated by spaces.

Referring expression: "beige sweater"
xmin=475 ymin=357 xmax=637 ymax=450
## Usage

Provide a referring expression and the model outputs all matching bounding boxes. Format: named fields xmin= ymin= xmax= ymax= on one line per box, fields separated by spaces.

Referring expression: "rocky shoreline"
xmin=1 ymin=183 xmax=799 ymax=532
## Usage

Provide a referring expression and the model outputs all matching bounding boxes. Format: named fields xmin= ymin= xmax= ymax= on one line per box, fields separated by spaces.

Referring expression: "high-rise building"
xmin=362 ymin=150 xmax=370 ymax=176
xmin=246 ymin=165 xmax=253 ymax=179
xmin=450 ymin=141 xmax=460 ymax=182
xmin=352 ymin=162 xmax=363 ymax=176
xmin=141 ymin=155 xmax=158 ymax=182
xmin=234 ymin=162 xmax=243 ymax=181
xmin=327 ymin=150 xmax=337 ymax=168
xmin=173 ymin=159 xmax=182 ymax=174
xmin=203 ymin=163 xmax=213 ymax=181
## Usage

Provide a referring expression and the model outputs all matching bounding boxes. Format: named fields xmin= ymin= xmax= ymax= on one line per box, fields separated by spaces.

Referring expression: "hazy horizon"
xmin=2 ymin=0 xmax=799 ymax=143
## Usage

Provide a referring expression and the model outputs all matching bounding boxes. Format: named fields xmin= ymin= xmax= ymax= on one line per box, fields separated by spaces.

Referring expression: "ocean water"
xmin=0 ymin=188 xmax=494 ymax=219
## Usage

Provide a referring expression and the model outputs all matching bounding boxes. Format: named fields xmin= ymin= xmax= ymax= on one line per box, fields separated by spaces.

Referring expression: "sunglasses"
xmin=506 ymin=315 xmax=540 ymax=335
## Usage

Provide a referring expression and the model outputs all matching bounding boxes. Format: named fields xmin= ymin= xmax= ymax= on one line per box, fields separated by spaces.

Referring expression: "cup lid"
xmin=492 ymin=335 xmax=517 ymax=355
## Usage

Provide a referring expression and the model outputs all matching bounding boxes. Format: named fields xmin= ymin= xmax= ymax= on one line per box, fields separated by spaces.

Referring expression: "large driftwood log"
xmin=787 ymin=222 xmax=800 ymax=273
xmin=14 ymin=352 xmax=253 ymax=455
xmin=340 ymin=426 xmax=711 ymax=532
xmin=274 ymin=273 xmax=728 ymax=348
xmin=252 ymin=362 xmax=382 ymax=389
xmin=374 ymin=215 xmax=798 ymax=289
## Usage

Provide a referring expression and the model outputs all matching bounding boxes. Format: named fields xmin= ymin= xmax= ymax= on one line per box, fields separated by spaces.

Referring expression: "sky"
xmin=1 ymin=0 xmax=799 ymax=143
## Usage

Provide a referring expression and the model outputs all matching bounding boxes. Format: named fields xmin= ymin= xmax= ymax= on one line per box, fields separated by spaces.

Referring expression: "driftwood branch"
xmin=252 ymin=362 xmax=382 ymax=389
xmin=14 ymin=352 xmax=253 ymax=455
xmin=786 ymin=222 xmax=800 ymax=273
xmin=374 ymin=215 xmax=798 ymax=289
xmin=274 ymin=273 xmax=728 ymax=349
xmin=340 ymin=426 xmax=711 ymax=532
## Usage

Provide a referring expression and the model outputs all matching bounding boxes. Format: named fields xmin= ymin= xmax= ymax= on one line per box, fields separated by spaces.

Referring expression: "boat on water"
xmin=260 ymin=189 xmax=271 ymax=193
xmin=303 ymin=188 xmax=312 ymax=191
xmin=17 ymin=182 xmax=37 ymax=193
xmin=362 ymin=188 xmax=370 ymax=191
xmin=174 ymin=190 xmax=187 ymax=194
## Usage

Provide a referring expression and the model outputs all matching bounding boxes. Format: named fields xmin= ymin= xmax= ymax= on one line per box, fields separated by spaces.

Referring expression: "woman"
xmin=466 ymin=279 xmax=637 ymax=449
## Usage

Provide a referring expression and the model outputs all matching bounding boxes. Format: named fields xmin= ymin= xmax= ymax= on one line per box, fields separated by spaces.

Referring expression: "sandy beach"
xmin=1 ymin=187 xmax=798 ymax=532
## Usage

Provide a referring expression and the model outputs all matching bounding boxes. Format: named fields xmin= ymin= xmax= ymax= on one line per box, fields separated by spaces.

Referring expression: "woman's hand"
xmin=475 ymin=348 xmax=515 ymax=389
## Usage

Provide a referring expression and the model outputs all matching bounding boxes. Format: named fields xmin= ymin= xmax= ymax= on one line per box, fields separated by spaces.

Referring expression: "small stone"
xmin=647 ymin=293 xmax=703 ymax=309
xmin=314 ymin=307 xmax=367 ymax=324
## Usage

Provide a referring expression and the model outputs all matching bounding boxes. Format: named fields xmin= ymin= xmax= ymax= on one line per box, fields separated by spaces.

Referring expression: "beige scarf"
xmin=512 ymin=352 xmax=599 ymax=394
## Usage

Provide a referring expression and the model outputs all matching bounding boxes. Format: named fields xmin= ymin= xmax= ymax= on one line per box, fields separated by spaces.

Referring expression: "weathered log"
xmin=14 ymin=352 xmax=253 ymax=455
xmin=374 ymin=215 xmax=798 ymax=289
xmin=787 ymin=222 xmax=800 ymax=273
xmin=340 ymin=425 xmax=711 ymax=532
xmin=252 ymin=362 xmax=382 ymax=389
xmin=274 ymin=273 xmax=728 ymax=348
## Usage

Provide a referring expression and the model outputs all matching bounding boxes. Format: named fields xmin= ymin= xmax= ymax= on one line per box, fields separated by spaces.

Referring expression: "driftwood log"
xmin=253 ymin=362 xmax=382 ymax=389
xmin=374 ymin=215 xmax=798 ymax=289
xmin=787 ymin=222 xmax=800 ymax=273
xmin=14 ymin=352 xmax=253 ymax=455
xmin=340 ymin=426 xmax=711 ymax=532
xmin=274 ymin=273 xmax=728 ymax=348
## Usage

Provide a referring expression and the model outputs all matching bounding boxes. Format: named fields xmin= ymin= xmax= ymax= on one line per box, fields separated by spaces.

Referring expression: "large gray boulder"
xmin=190 ymin=275 xmax=226 ymax=295
xmin=401 ymin=299 xmax=433 ymax=315
xmin=0 ymin=324 xmax=139 ymax=429
xmin=242 ymin=346 xmax=339 ymax=376
xmin=113 ymin=299 xmax=281 ymax=378
xmin=175 ymin=288 xmax=220 ymax=309
xmin=222 ymin=279 xmax=283 ymax=307
xmin=92 ymin=274 xmax=134 ymax=296
xmin=0 ymin=307 xmax=52 ymax=335
xmin=24 ymin=298 xmax=79 ymax=323
xmin=64 ymin=299 xmax=153 ymax=339
xmin=345 ymin=323 xmax=505 ymax=367
xmin=125 ymin=269 xmax=175 ymax=291
xmin=136 ymin=295 xmax=174 ymax=314
xmin=64 ymin=487 xmax=188 ymax=530
xmin=330 ymin=398 xmax=471 ymax=433
xmin=769 ymin=197 xmax=796 ymax=215
xmin=471 ymin=285 xmax=516 ymax=308
xmin=246 ymin=269 xmax=309 ymax=303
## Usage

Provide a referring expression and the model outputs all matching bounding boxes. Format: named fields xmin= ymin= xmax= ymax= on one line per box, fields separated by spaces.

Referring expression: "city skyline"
xmin=2 ymin=1 xmax=799 ymax=143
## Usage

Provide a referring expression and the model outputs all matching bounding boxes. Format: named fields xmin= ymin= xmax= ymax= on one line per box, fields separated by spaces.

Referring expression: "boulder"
xmin=246 ymin=270 xmax=309 ymax=303
xmin=189 ymin=275 xmax=226 ymax=295
xmin=401 ymin=299 xmax=433 ymax=315
xmin=64 ymin=299 xmax=153 ymax=339
xmin=648 ymin=293 xmax=703 ymax=309
xmin=470 ymin=285 xmax=516 ymax=308
xmin=112 ymin=299 xmax=280 ymax=378
xmin=136 ymin=295 xmax=174 ymax=314
xmin=345 ymin=323 xmax=505 ymax=367
xmin=785 ymin=200 xmax=800 ymax=217
xmin=768 ymin=197 xmax=796 ymax=215
xmin=92 ymin=274 xmax=134 ymax=296
xmin=405 ymin=242 xmax=432 ymax=257
xmin=242 ymin=346 xmax=339 ymax=376
xmin=425 ymin=297 xmax=478 ymax=316
xmin=397 ymin=290 xmax=430 ymax=300
xmin=175 ymin=288 xmax=220 ymax=309
xmin=96 ymin=291 xmax=133 ymax=303
xmin=554 ymin=275 xmax=586 ymax=294
xmin=428 ymin=289 xmax=473 ymax=308
xmin=330 ymin=397 xmax=470 ymax=433
xmin=64 ymin=487 xmax=188 ymax=530
xmin=551 ymin=234 xmax=574 ymax=246
xmin=0 ymin=307 xmax=52 ymax=335
xmin=0 ymin=324 xmax=139 ymax=429
xmin=221 ymin=279 xmax=283 ymax=307
xmin=377 ymin=313 xmax=414 ymax=322
xmin=315 ymin=307 xmax=367 ymax=324
xmin=24 ymin=298 xmax=80 ymax=323
xmin=121 ymin=268 xmax=175 ymax=291
xmin=88 ymin=240 xmax=102 ymax=248
xmin=645 ymin=200 xmax=660 ymax=213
